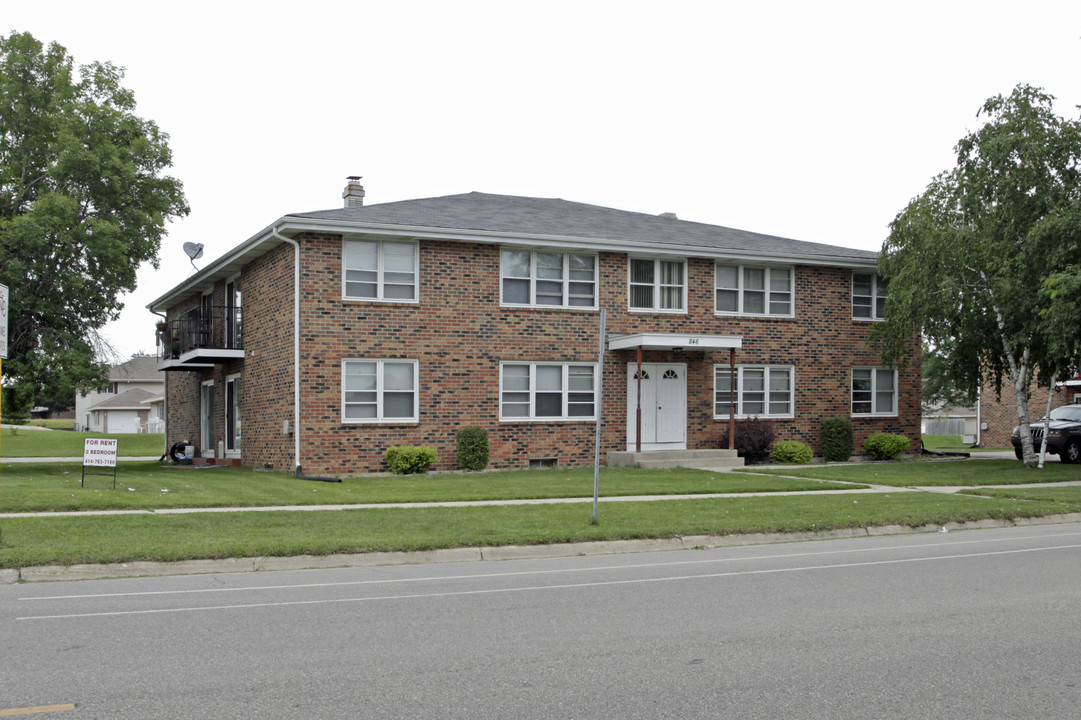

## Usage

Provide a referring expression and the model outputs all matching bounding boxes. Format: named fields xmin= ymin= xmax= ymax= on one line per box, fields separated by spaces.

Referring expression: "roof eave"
xmin=147 ymin=214 xmax=879 ymax=312
xmin=278 ymin=216 xmax=881 ymax=268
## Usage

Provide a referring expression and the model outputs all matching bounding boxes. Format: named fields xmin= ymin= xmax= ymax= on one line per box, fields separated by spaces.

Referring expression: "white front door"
xmin=626 ymin=363 xmax=687 ymax=450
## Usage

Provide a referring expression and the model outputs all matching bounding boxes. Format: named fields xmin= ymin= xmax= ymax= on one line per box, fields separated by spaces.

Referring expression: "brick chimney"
xmin=343 ymin=176 xmax=365 ymax=208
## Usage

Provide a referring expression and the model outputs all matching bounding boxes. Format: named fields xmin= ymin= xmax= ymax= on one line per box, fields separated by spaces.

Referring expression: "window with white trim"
xmin=342 ymin=359 xmax=418 ymax=423
xmin=715 ymin=263 xmax=793 ymax=316
xmin=713 ymin=365 xmax=794 ymax=418
xmin=851 ymin=367 xmax=897 ymax=416
xmin=629 ymin=258 xmax=686 ymax=311
xmin=501 ymin=249 xmax=596 ymax=308
xmin=343 ymin=239 xmax=417 ymax=301
xmin=852 ymin=272 xmax=887 ymax=320
xmin=500 ymin=363 xmax=597 ymax=420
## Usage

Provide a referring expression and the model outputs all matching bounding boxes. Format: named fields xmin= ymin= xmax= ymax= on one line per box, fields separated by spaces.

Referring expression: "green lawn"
xmin=0 ymin=427 xmax=165 ymax=457
xmin=742 ymin=458 xmax=1081 ymax=486
xmin=2 ymin=457 xmax=1079 ymax=571
xmin=0 ymin=491 xmax=1072 ymax=569
xmin=968 ymin=486 xmax=1081 ymax=505
xmin=922 ymin=434 xmax=1011 ymax=452
xmin=0 ymin=461 xmax=861 ymax=512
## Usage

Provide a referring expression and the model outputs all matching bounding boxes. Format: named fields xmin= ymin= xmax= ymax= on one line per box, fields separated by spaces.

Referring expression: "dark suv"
xmin=1011 ymin=403 xmax=1081 ymax=463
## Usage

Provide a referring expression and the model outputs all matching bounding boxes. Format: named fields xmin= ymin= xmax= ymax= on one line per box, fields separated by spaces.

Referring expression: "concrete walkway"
xmin=0 ymin=456 xmax=161 ymax=463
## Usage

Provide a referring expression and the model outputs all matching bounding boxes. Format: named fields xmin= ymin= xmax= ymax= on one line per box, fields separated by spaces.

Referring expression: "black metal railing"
xmin=157 ymin=305 xmax=242 ymax=361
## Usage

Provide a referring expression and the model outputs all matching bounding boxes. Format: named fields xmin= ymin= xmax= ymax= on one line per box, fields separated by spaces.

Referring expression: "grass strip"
xmin=966 ymin=486 xmax=1081 ymax=505
xmin=0 ymin=462 xmax=861 ymax=512
xmin=1 ymin=429 xmax=165 ymax=457
xmin=0 ymin=492 xmax=1071 ymax=569
xmin=740 ymin=458 xmax=1081 ymax=486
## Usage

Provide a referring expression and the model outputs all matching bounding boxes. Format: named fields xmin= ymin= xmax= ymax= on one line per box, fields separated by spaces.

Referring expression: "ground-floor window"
xmin=852 ymin=367 xmax=897 ymax=416
xmin=713 ymin=365 xmax=794 ymax=418
xmin=342 ymin=359 xmax=418 ymax=423
xmin=500 ymin=362 xmax=597 ymax=420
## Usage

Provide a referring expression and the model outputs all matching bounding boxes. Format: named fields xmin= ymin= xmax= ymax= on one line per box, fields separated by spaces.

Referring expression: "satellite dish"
xmin=183 ymin=242 xmax=204 ymax=271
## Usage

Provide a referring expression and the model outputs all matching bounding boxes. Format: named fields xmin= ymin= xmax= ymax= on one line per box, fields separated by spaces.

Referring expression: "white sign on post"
xmin=83 ymin=438 xmax=119 ymax=467
xmin=0 ymin=283 xmax=8 ymax=359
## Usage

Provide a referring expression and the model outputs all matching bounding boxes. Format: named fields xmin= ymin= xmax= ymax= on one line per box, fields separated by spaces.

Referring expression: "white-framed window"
xmin=852 ymin=272 xmax=887 ymax=320
xmin=629 ymin=257 xmax=686 ymax=312
xmin=342 ymin=359 xmax=418 ymax=423
xmin=500 ymin=362 xmax=597 ymax=420
xmin=852 ymin=367 xmax=897 ymax=416
xmin=713 ymin=365 xmax=794 ymax=418
xmin=715 ymin=263 xmax=793 ymax=316
xmin=501 ymin=249 xmax=597 ymax=308
xmin=343 ymin=239 xmax=418 ymax=302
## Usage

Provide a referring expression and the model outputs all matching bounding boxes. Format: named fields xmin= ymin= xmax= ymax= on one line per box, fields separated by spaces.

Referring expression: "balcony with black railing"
xmin=156 ymin=305 xmax=243 ymax=370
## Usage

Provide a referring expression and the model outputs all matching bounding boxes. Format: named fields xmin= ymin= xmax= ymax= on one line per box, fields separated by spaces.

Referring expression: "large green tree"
xmin=0 ymin=31 xmax=188 ymax=395
xmin=875 ymin=84 xmax=1081 ymax=466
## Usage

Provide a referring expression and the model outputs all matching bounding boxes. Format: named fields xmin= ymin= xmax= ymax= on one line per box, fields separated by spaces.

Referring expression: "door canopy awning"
xmin=608 ymin=333 xmax=743 ymax=351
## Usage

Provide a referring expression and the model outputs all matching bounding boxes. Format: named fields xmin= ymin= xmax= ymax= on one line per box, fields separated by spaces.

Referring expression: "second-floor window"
xmin=629 ymin=258 xmax=686 ymax=311
xmin=343 ymin=239 xmax=417 ymax=301
xmin=715 ymin=264 xmax=793 ymax=316
xmin=501 ymin=249 xmax=596 ymax=308
xmin=852 ymin=272 xmax=887 ymax=320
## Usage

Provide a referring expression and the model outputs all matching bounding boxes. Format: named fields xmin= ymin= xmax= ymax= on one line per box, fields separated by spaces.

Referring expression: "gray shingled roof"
xmin=87 ymin=388 xmax=157 ymax=411
xmin=109 ymin=356 xmax=163 ymax=382
xmin=291 ymin=192 xmax=878 ymax=261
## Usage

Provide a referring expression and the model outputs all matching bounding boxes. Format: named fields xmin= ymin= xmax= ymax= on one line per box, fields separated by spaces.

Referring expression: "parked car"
xmin=1010 ymin=403 xmax=1081 ymax=463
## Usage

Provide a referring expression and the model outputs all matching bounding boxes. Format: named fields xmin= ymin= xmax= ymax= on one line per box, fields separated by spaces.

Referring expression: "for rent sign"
xmin=83 ymin=438 xmax=118 ymax=467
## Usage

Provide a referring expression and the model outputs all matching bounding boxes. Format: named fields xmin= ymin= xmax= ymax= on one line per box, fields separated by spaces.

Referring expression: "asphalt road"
xmin=4 ymin=523 xmax=1081 ymax=719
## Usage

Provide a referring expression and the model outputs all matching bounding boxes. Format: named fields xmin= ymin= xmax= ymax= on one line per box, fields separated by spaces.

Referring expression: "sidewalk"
xmin=0 ymin=456 xmax=161 ymax=463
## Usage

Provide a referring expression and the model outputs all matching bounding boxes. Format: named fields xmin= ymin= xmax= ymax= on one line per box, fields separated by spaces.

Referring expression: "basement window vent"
xmin=529 ymin=457 xmax=558 ymax=469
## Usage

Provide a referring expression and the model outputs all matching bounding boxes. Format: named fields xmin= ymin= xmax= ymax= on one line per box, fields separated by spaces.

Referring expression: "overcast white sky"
xmin=5 ymin=0 xmax=1080 ymax=359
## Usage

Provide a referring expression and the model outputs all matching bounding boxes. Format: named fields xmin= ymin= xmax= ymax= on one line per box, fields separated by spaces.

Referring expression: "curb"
xmin=7 ymin=512 xmax=1081 ymax=584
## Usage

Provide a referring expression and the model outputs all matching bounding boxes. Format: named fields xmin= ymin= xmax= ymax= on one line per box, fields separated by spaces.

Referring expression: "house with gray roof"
xmin=75 ymin=355 xmax=165 ymax=433
xmin=148 ymin=179 xmax=919 ymax=475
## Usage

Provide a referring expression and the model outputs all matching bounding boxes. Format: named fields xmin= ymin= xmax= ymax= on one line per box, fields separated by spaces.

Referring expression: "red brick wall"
xmin=164 ymin=234 xmax=921 ymax=475
xmin=293 ymin=236 xmax=918 ymax=474
xmin=981 ymin=381 xmax=1081 ymax=447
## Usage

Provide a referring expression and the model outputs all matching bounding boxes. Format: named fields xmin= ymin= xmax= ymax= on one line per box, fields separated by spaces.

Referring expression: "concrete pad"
xmin=20 ymin=557 xmax=255 ymax=582
xmin=481 ymin=538 xmax=685 ymax=561
xmin=253 ymin=548 xmax=482 ymax=572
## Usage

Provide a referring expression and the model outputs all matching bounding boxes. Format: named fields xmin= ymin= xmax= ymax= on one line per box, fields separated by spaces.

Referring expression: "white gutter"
xmin=270 ymin=226 xmax=302 ymax=473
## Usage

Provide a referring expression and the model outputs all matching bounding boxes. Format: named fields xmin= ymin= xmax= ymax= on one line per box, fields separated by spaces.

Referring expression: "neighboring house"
xmin=147 ymin=180 xmax=921 ymax=475
xmin=75 ymin=356 xmax=166 ymax=433
xmin=982 ymin=377 xmax=1081 ymax=447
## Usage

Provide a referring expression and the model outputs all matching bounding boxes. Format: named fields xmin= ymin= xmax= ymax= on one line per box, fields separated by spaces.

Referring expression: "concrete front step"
xmin=608 ymin=449 xmax=744 ymax=470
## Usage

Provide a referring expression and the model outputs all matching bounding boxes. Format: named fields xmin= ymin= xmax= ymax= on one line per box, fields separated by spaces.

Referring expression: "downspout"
xmin=269 ymin=227 xmax=340 ymax=482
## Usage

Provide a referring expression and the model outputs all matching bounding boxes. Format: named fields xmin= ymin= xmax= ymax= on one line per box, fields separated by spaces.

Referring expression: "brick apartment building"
xmin=981 ymin=378 xmax=1081 ymax=451
xmin=147 ymin=180 xmax=920 ymax=476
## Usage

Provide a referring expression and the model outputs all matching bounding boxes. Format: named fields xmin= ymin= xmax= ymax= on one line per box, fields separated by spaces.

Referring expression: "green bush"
xmin=385 ymin=445 xmax=437 ymax=474
xmin=820 ymin=418 xmax=854 ymax=462
xmin=771 ymin=440 xmax=813 ymax=464
xmin=862 ymin=433 xmax=910 ymax=461
xmin=456 ymin=426 xmax=490 ymax=471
